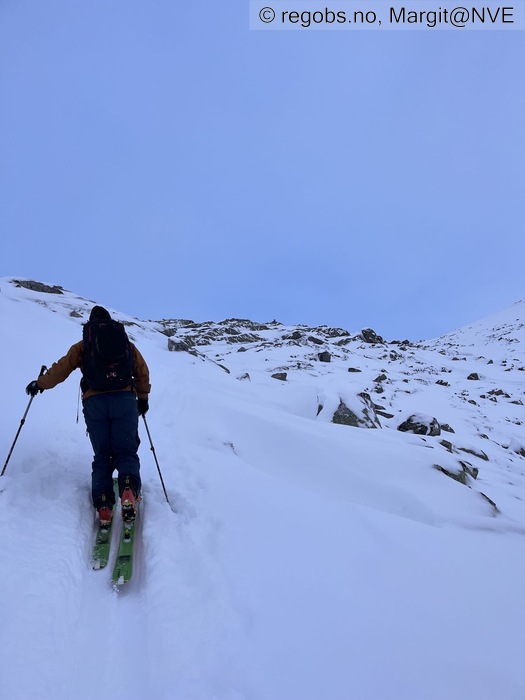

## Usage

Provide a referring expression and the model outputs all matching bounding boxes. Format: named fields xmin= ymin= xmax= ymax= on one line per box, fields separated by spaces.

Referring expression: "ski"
xmin=111 ymin=502 xmax=139 ymax=586
xmin=91 ymin=478 xmax=119 ymax=570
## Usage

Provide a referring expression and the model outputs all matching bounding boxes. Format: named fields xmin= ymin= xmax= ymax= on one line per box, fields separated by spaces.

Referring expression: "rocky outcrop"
xmin=332 ymin=402 xmax=362 ymax=428
xmin=14 ymin=280 xmax=64 ymax=294
xmin=434 ymin=461 xmax=479 ymax=485
xmin=167 ymin=338 xmax=191 ymax=352
xmin=331 ymin=393 xmax=381 ymax=429
xmin=361 ymin=328 xmax=384 ymax=344
xmin=398 ymin=414 xmax=441 ymax=437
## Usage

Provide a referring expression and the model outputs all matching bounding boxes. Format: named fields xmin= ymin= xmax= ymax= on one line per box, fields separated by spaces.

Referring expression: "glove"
xmin=26 ymin=380 xmax=44 ymax=397
xmin=137 ymin=398 xmax=149 ymax=416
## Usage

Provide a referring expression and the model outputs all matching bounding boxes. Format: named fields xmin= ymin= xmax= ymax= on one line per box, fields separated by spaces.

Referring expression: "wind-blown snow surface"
xmin=1 ymin=278 xmax=525 ymax=700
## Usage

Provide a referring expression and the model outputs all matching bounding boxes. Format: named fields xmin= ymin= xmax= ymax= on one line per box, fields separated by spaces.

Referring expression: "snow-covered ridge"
xmin=2 ymin=276 xmax=525 ymax=700
xmin=3 ymin=275 xmax=525 ymax=510
xmin=425 ymin=298 xmax=525 ymax=350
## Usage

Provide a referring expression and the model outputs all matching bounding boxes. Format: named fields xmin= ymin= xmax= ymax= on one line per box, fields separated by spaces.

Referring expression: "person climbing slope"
xmin=26 ymin=305 xmax=151 ymax=525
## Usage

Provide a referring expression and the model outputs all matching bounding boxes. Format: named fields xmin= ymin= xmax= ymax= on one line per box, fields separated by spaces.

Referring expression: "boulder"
xmin=398 ymin=413 xmax=441 ymax=437
xmin=434 ymin=460 xmax=479 ymax=485
xmin=167 ymin=338 xmax=190 ymax=352
xmin=283 ymin=331 xmax=303 ymax=341
xmin=331 ymin=393 xmax=381 ymax=429
xmin=361 ymin=328 xmax=384 ymax=344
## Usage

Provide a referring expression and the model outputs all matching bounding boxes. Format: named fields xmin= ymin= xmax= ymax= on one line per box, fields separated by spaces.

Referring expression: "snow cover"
xmin=1 ymin=277 xmax=525 ymax=700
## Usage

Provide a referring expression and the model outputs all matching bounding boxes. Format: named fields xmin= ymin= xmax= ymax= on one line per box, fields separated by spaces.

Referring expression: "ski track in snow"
xmin=0 ymin=461 xmax=247 ymax=700
xmin=1 ymin=279 xmax=525 ymax=700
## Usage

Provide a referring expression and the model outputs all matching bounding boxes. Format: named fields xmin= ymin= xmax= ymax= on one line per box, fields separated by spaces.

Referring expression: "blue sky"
xmin=1 ymin=0 xmax=524 ymax=340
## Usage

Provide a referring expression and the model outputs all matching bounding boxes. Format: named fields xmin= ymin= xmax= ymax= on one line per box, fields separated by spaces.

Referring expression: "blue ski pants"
xmin=83 ymin=391 xmax=141 ymax=508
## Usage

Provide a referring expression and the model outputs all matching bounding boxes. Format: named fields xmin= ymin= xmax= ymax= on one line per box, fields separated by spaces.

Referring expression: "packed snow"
xmin=1 ymin=277 xmax=525 ymax=700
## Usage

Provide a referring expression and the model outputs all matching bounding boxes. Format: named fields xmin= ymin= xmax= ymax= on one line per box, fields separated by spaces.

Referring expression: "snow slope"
xmin=1 ymin=278 xmax=525 ymax=700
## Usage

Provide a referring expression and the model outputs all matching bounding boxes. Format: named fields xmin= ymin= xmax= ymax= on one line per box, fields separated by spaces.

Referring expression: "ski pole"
xmin=1 ymin=365 xmax=47 ymax=477
xmin=141 ymin=414 xmax=170 ymax=506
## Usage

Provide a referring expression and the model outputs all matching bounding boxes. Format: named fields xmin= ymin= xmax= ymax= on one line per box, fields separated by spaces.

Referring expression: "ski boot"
xmin=98 ymin=505 xmax=113 ymax=527
xmin=121 ymin=486 xmax=137 ymax=523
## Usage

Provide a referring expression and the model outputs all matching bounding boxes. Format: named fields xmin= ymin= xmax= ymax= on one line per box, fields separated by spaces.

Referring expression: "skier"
xmin=25 ymin=305 xmax=151 ymax=526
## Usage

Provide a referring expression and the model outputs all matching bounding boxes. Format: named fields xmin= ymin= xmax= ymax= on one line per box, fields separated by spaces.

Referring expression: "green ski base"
xmin=112 ymin=505 xmax=139 ymax=586
xmin=92 ymin=478 xmax=119 ymax=570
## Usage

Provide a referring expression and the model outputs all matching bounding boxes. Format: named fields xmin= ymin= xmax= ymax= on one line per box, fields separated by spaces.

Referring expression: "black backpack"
xmin=82 ymin=319 xmax=134 ymax=392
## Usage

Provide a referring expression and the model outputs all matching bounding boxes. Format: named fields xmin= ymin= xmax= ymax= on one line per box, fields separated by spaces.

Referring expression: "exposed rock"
xmin=311 ymin=326 xmax=351 ymax=339
xmin=161 ymin=318 xmax=270 ymax=346
xmin=357 ymin=392 xmax=382 ymax=427
xmin=436 ymin=380 xmax=450 ymax=387
xmin=361 ymin=328 xmax=384 ymax=344
xmin=441 ymin=423 xmax=455 ymax=433
xmin=167 ymin=338 xmax=191 ymax=352
xmin=488 ymin=388 xmax=511 ymax=398
xmin=458 ymin=446 xmax=489 ymax=461
xmin=158 ymin=319 xmax=197 ymax=335
xmin=332 ymin=401 xmax=361 ymax=428
xmin=459 ymin=460 xmax=479 ymax=480
xmin=440 ymin=440 xmax=454 ymax=453
xmin=434 ymin=460 xmax=479 ymax=485
xmin=479 ymin=492 xmax=498 ymax=511
xmin=398 ymin=414 xmax=441 ymax=437
xmin=506 ymin=438 xmax=525 ymax=457
xmin=219 ymin=318 xmax=271 ymax=332
xmin=283 ymin=331 xmax=303 ymax=341
xmin=271 ymin=372 xmax=287 ymax=381
xmin=227 ymin=332 xmax=263 ymax=345
xmin=374 ymin=373 xmax=387 ymax=383
xmin=331 ymin=393 xmax=381 ymax=429
xmin=13 ymin=280 xmax=64 ymax=295
xmin=467 ymin=373 xmax=480 ymax=380
xmin=308 ymin=335 xmax=324 ymax=345
xmin=318 ymin=351 xmax=331 ymax=363
xmin=347 ymin=367 xmax=362 ymax=373
xmin=434 ymin=464 xmax=468 ymax=485
xmin=237 ymin=373 xmax=251 ymax=381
